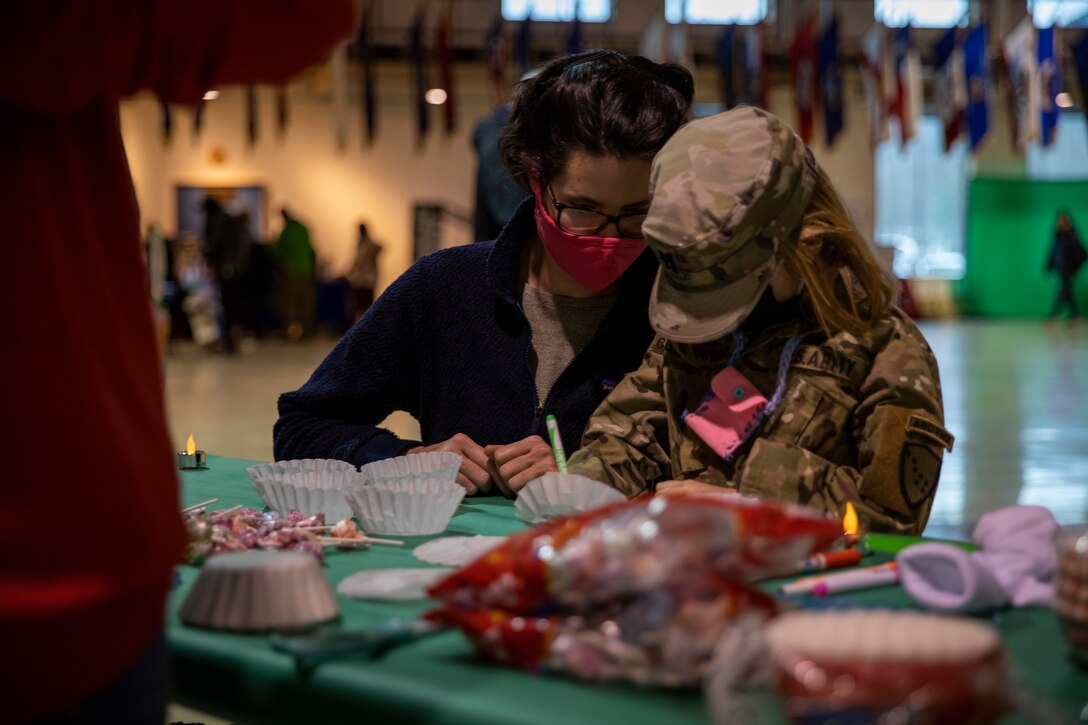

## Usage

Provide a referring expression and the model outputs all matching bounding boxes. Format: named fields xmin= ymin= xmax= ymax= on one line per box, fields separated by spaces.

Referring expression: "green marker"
xmin=544 ymin=414 xmax=568 ymax=473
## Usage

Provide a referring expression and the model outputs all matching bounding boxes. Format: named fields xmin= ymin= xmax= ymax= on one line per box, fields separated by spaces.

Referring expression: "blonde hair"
xmin=781 ymin=164 xmax=898 ymax=338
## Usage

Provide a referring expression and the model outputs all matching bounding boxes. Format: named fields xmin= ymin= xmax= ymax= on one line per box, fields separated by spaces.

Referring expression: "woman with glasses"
xmin=275 ymin=50 xmax=694 ymax=495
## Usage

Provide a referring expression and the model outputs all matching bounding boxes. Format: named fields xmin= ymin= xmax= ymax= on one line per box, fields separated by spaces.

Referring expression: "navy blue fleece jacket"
xmin=273 ymin=199 xmax=658 ymax=467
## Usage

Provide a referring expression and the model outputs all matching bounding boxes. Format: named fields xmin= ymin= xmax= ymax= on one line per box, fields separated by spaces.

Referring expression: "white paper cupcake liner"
xmin=337 ymin=567 xmax=451 ymax=600
xmin=247 ymin=458 xmax=357 ymax=486
xmin=413 ymin=535 xmax=508 ymax=567
xmin=345 ymin=479 xmax=465 ymax=535
xmin=179 ymin=550 xmax=339 ymax=631
xmin=358 ymin=451 xmax=461 ymax=485
xmin=514 ymin=473 xmax=626 ymax=524
xmin=254 ymin=469 xmax=363 ymax=521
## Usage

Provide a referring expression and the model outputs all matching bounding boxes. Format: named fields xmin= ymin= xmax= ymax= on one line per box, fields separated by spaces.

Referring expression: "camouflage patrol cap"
xmin=644 ymin=106 xmax=817 ymax=344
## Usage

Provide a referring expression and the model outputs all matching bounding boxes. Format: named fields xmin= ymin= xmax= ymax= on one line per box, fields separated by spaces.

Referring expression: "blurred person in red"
xmin=0 ymin=3 xmax=356 ymax=722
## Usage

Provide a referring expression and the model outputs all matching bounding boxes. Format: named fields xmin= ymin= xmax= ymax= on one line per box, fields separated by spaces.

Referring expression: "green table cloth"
xmin=171 ymin=456 xmax=1088 ymax=724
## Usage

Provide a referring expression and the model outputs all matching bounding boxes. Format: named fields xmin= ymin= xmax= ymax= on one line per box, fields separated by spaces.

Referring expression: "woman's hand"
xmin=655 ymin=479 xmax=734 ymax=496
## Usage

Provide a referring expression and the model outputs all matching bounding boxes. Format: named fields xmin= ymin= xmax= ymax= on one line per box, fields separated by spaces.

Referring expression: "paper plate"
xmin=337 ymin=567 xmax=451 ymax=601
xmin=514 ymin=473 xmax=626 ymax=524
xmin=358 ymin=451 xmax=461 ymax=485
xmin=253 ymin=469 xmax=362 ymax=521
xmin=413 ymin=535 xmax=507 ymax=567
xmin=179 ymin=550 xmax=339 ymax=631
xmin=345 ymin=479 xmax=465 ymax=536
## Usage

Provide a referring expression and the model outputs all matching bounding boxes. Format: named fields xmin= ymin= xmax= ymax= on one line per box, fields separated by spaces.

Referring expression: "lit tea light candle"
xmin=842 ymin=501 xmax=860 ymax=549
xmin=177 ymin=432 xmax=207 ymax=470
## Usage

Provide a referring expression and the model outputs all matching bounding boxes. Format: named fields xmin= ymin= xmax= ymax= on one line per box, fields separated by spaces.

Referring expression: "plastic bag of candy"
xmin=426 ymin=495 xmax=841 ymax=685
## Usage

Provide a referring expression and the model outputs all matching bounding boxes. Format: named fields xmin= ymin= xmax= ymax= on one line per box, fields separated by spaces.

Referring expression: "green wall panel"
xmin=960 ymin=177 xmax=1088 ymax=317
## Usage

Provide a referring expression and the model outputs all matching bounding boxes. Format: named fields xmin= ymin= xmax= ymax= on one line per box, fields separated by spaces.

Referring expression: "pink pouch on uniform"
xmin=683 ymin=367 xmax=767 ymax=459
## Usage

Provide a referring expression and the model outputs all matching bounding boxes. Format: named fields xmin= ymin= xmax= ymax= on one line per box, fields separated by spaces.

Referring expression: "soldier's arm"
xmin=567 ymin=339 xmax=672 ymax=496
xmin=736 ymin=321 xmax=953 ymax=535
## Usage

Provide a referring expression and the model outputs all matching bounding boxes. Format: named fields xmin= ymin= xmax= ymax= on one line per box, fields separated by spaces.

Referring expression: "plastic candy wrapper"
xmin=183 ymin=507 xmax=326 ymax=565
xmin=426 ymin=495 xmax=842 ymax=685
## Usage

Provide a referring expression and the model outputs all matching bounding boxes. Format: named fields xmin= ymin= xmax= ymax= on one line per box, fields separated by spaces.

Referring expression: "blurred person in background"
xmin=0 ymin=2 xmax=356 ymax=722
xmin=347 ymin=222 xmax=383 ymax=321
xmin=174 ymin=231 xmax=222 ymax=350
xmin=275 ymin=206 xmax=316 ymax=341
xmin=275 ymin=50 xmax=694 ymax=496
xmin=1047 ymin=210 xmax=1086 ymax=322
xmin=202 ymin=196 xmax=252 ymax=353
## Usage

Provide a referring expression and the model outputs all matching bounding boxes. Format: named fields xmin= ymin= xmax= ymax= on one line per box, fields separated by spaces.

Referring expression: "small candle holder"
xmin=177 ymin=450 xmax=208 ymax=470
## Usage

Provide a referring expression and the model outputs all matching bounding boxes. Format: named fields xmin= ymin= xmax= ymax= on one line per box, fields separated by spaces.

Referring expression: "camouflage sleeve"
xmin=737 ymin=317 xmax=953 ymax=536
xmin=566 ymin=338 xmax=673 ymax=496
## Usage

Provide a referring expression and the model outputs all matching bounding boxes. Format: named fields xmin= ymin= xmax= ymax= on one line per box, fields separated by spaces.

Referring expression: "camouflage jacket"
xmin=566 ymin=307 xmax=953 ymax=535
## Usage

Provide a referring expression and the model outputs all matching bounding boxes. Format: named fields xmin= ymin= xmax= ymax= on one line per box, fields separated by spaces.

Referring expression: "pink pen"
xmin=780 ymin=562 xmax=900 ymax=596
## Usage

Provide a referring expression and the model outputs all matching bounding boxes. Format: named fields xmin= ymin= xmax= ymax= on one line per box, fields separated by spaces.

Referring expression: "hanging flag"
xmin=716 ymin=25 xmax=739 ymax=108
xmin=888 ymin=25 xmax=922 ymax=148
xmin=963 ymin=24 xmax=991 ymax=152
xmin=639 ymin=15 xmax=666 ymax=63
xmin=744 ymin=22 xmax=768 ymax=110
xmin=639 ymin=11 xmax=691 ymax=69
xmin=330 ymin=42 xmax=349 ymax=151
xmin=275 ymin=86 xmax=289 ymax=139
xmin=484 ymin=14 xmax=509 ymax=107
xmin=357 ymin=4 xmax=378 ymax=143
xmin=670 ymin=12 xmax=693 ymax=69
xmin=934 ymin=27 xmax=967 ymax=151
xmin=409 ymin=7 xmax=430 ymax=147
xmin=1001 ymin=16 xmax=1041 ymax=151
xmin=818 ymin=15 xmax=845 ymax=148
xmin=789 ymin=14 xmax=818 ymax=144
xmin=513 ymin=19 xmax=532 ymax=76
xmin=245 ymin=85 xmax=257 ymax=146
xmin=192 ymin=99 xmax=205 ymax=140
xmin=435 ymin=1 xmax=456 ymax=134
xmin=567 ymin=1 xmax=583 ymax=55
xmin=160 ymin=101 xmax=173 ymax=144
xmin=1074 ymin=34 xmax=1088 ymax=145
xmin=860 ymin=24 xmax=888 ymax=148
xmin=1037 ymin=25 xmax=1061 ymax=148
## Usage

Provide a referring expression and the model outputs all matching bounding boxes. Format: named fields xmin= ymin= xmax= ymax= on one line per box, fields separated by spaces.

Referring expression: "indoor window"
xmin=1029 ymin=0 xmax=1088 ymax=26
xmin=665 ymin=0 xmax=767 ymax=24
xmin=875 ymin=117 xmax=968 ymax=279
xmin=502 ymin=0 xmax=610 ymax=22
xmin=875 ymin=0 xmax=968 ymax=27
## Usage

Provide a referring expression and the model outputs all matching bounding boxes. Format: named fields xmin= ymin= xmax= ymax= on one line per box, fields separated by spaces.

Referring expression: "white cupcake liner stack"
xmin=179 ymin=550 xmax=339 ymax=631
xmin=514 ymin=473 xmax=626 ymax=524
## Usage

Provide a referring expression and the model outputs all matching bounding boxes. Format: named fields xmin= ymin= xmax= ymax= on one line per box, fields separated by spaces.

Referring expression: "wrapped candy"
xmin=182 ymin=507 xmax=328 ymax=564
xmin=426 ymin=495 xmax=841 ymax=685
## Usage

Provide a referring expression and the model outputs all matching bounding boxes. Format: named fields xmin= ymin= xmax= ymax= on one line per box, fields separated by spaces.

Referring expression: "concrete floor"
xmin=164 ymin=319 xmax=1088 ymax=540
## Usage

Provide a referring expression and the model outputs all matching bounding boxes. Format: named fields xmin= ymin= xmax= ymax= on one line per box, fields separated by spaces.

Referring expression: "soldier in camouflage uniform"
xmin=565 ymin=107 xmax=953 ymax=535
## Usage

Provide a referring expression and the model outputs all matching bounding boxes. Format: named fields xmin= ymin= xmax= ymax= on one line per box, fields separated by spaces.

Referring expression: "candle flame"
xmin=186 ymin=432 xmax=196 ymax=455
xmin=843 ymin=502 xmax=859 ymax=536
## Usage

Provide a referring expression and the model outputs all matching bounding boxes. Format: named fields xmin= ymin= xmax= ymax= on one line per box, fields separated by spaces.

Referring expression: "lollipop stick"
xmin=180 ymin=498 xmax=218 ymax=514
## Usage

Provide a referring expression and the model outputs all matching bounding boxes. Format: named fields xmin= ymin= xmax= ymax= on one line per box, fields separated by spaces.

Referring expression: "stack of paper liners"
xmin=766 ymin=610 xmax=1008 ymax=723
xmin=514 ymin=473 xmax=626 ymax=524
xmin=359 ymin=451 xmax=461 ymax=484
xmin=346 ymin=479 xmax=465 ymax=536
xmin=179 ymin=550 xmax=339 ymax=631
xmin=1056 ymin=525 xmax=1088 ymax=663
xmin=250 ymin=468 xmax=361 ymax=522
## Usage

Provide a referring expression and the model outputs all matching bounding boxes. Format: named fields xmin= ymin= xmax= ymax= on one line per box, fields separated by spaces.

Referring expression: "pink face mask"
xmin=683 ymin=367 xmax=768 ymax=460
xmin=530 ymin=179 xmax=647 ymax=293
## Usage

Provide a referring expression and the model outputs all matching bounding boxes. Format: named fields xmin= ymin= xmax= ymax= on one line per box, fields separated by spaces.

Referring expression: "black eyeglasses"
xmin=546 ymin=183 xmax=647 ymax=238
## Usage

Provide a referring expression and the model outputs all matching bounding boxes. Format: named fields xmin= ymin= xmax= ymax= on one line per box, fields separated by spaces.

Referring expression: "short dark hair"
xmin=500 ymin=49 xmax=694 ymax=190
